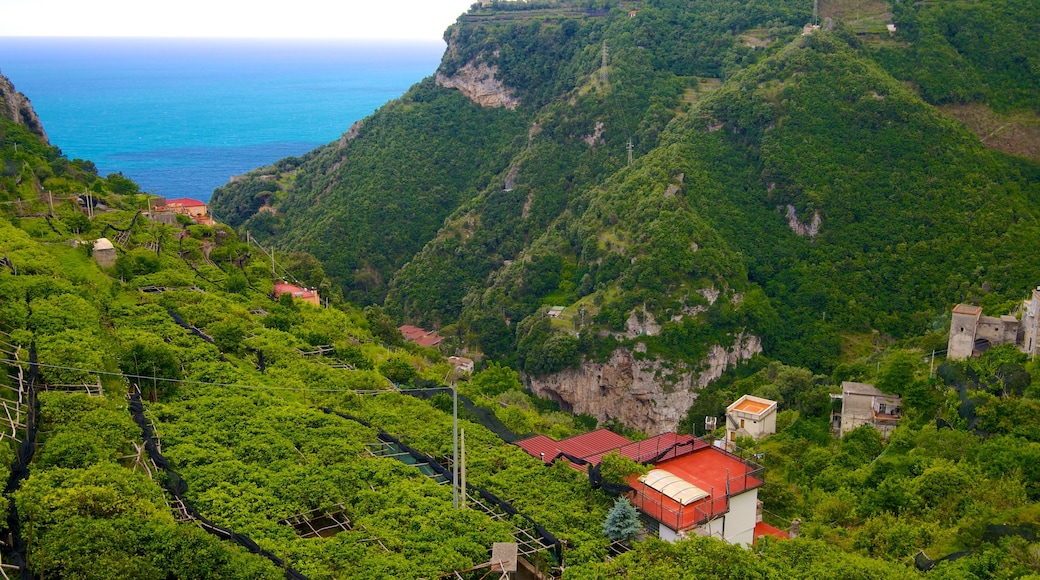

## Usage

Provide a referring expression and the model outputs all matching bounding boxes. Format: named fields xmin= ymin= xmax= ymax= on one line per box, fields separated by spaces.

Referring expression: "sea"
xmin=0 ymin=37 xmax=445 ymax=203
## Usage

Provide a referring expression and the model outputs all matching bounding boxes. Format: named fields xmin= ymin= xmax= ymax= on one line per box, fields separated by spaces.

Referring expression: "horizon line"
xmin=0 ymin=34 xmax=448 ymax=43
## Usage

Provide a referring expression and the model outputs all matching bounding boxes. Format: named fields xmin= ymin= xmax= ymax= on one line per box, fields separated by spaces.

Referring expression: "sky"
xmin=0 ymin=0 xmax=477 ymax=40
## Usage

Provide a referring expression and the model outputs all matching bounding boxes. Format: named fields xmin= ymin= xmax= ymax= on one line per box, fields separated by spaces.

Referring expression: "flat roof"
xmin=728 ymin=394 xmax=776 ymax=417
xmin=627 ymin=446 xmax=764 ymax=531
xmin=952 ymin=304 xmax=983 ymax=316
xmin=841 ymin=381 xmax=884 ymax=397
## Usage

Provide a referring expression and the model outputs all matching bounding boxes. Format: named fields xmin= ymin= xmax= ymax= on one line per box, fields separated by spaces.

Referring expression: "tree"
xmin=379 ymin=355 xmax=417 ymax=386
xmin=471 ymin=362 xmax=521 ymax=397
xmin=602 ymin=497 xmax=641 ymax=542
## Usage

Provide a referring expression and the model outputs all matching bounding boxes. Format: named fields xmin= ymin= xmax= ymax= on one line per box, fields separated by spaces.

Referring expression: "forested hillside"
xmin=4 ymin=58 xmax=1040 ymax=579
xmin=213 ymin=0 xmax=1040 ymax=386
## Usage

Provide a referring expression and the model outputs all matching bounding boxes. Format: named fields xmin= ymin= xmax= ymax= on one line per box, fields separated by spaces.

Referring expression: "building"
xmin=515 ymin=429 xmax=691 ymax=467
xmin=93 ymin=237 xmax=116 ymax=268
xmin=448 ymin=356 xmax=474 ymax=375
xmin=626 ymin=441 xmax=767 ymax=546
xmin=399 ymin=325 xmax=443 ymax=348
xmin=832 ymin=381 xmax=901 ymax=438
xmin=947 ymin=288 xmax=1040 ymax=360
xmin=153 ymin=197 xmax=214 ymax=225
xmin=725 ymin=395 xmax=777 ymax=446
xmin=515 ymin=430 xmax=784 ymax=546
xmin=272 ymin=281 xmax=320 ymax=307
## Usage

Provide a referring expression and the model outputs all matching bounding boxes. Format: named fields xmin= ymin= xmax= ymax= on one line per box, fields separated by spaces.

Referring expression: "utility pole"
xmin=813 ymin=0 xmax=819 ymax=25
xmin=460 ymin=428 xmax=467 ymax=509
xmin=600 ymin=42 xmax=608 ymax=83
xmin=627 ymin=139 xmax=634 ymax=166
xmin=452 ymin=381 xmax=459 ymax=509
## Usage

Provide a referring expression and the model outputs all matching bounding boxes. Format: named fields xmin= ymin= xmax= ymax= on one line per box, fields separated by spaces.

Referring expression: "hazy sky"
xmin=0 ymin=0 xmax=477 ymax=40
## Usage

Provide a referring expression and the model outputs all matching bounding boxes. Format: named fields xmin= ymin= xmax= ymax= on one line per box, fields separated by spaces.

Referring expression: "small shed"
xmin=93 ymin=237 xmax=116 ymax=268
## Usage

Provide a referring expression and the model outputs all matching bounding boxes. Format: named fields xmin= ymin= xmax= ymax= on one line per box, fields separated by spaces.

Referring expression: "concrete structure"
xmin=92 ymin=237 xmax=116 ymax=268
xmin=272 ymin=281 xmax=320 ymax=307
xmin=725 ymin=395 xmax=777 ymax=446
xmin=832 ymin=382 xmax=901 ymax=438
xmin=948 ymin=288 xmax=1040 ymax=360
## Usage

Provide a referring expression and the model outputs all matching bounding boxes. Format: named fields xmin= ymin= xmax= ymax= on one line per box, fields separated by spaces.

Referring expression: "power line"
xmin=0 ymin=357 xmax=436 ymax=395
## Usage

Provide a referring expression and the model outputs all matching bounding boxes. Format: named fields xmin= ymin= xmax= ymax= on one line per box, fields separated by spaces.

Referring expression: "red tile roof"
xmin=399 ymin=325 xmax=443 ymax=347
xmin=515 ymin=430 xmax=702 ymax=467
xmin=516 ymin=429 xmax=630 ymax=465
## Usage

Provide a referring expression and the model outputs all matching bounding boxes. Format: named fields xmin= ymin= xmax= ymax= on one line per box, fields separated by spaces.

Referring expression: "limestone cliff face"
xmin=525 ymin=333 xmax=762 ymax=435
xmin=436 ymin=61 xmax=520 ymax=110
xmin=0 ymin=71 xmax=48 ymax=143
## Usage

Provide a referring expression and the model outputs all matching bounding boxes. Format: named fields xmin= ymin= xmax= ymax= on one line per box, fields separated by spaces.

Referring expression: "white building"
xmin=725 ymin=394 xmax=777 ymax=446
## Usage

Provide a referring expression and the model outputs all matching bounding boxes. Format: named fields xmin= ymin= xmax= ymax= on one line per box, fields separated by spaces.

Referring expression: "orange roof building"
xmin=273 ymin=281 xmax=320 ymax=307
xmin=626 ymin=444 xmax=766 ymax=546
xmin=725 ymin=394 xmax=777 ymax=446
xmin=154 ymin=197 xmax=214 ymax=225
xmin=516 ymin=429 xmax=780 ymax=546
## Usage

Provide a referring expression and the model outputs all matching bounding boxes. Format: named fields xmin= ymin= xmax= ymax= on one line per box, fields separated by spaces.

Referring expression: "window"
xmin=878 ymin=403 xmax=886 ymax=414
xmin=740 ymin=419 xmax=745 ymax=428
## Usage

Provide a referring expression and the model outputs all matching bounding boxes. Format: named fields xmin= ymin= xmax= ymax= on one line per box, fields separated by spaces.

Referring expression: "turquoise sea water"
xmin=0 ymin=37 xmax=444 ymax=202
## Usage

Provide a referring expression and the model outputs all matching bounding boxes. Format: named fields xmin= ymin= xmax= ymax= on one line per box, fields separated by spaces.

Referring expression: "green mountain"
xmin=3 ymin=67 xmax=1040 ymax=579
xmin=212 ymin=0 xmax=1040 ymax=434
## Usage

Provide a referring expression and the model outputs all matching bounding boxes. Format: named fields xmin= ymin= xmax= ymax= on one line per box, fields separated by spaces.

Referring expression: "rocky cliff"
xmin=0 ymin=71 xmax=48 ymax=142
xmin=436 ymin=60 xmax=520 ymax=110
xmin=526 ymin=333 xmax=762 ymax=435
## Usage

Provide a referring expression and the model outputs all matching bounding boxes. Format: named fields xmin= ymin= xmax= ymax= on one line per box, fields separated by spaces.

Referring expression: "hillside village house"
xmin=515 ymin=429 xmax=787 ymax=546
xmin=272 ymin=281 xmax=320 ymax=307
xmin=947 ymin=286 xmax=1040 ymax=360
xmin=831 ymin=381 xmax=901 ymax=438
xmin=725 ymin=394 xmax=777 ymax=447
xmin=151 ymin=197 xmax=215 ymax=226
xmin=448 ymin=356 xmax=474 ymax=375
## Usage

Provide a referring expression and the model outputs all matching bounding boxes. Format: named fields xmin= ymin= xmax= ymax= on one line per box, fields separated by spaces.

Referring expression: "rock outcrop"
xmin=525 ymin=332 xmax=762 ymax=435
xmin=785 ymin=204 xmax=821 ymax=239
xmin=436 ymin=61 xmax=520 ymax=110
xmin=0 ymin=71 xmax=48 ymax=142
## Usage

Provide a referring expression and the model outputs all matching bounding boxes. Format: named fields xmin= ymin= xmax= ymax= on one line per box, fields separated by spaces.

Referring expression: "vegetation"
xmin=6 ymin=0 xmax=1040 ymax=576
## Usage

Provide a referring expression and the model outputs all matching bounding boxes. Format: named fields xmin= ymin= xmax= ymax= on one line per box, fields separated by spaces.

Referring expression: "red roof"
xmin=754 ymin=521 xmax=789 ymax=541
xmin=273 ymin=282 xmax=317 ymax=299
xmin=627 ymin=446 xmax=764 ymax=532
xmin=516 ymin=429 xmax=629 ymax=465
xmin=399 ymin=325 xmax=443 ymax=347
xmin=163 ymin=198 xmax=207 ymax=207
xmin=583 ymin=433 xmax=700 ymax=465
xmin=515 ymin=430 xmax=701 ymax=468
